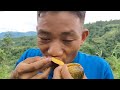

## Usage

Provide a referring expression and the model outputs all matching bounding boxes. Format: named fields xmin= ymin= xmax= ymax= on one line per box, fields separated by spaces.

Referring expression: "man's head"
xmin=36 ymin=11 xmax=89 ymax=63
xmin=37 ymin=11 xmax=86 ymax=24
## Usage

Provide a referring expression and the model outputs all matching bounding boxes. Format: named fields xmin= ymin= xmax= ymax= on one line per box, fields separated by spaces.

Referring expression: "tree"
xmin=1 ymin=32 xmax=14 ymax=50
xmin=0 ymin=49 xmax=6 ymax=64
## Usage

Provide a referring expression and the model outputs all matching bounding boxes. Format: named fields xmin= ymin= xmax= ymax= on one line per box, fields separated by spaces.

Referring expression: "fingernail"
xmin=46 ymin=57 xmax=51 ymax=61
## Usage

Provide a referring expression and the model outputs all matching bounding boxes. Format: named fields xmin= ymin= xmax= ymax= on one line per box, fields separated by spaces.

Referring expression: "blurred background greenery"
xmin=0 ymin=20 xmax=120 ymax=79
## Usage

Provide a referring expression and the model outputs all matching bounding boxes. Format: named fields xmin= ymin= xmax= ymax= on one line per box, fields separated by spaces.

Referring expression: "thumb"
xmin=61 ymin=64 xmax=73 ymax=79
xmin=52 ymin=66 xmax=62 ymax=79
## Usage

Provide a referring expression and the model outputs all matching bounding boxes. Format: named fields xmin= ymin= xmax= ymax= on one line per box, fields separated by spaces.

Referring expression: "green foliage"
xmin=0 ymin=49 xmax=6 ymax=63
xmin=0 ymin=19 xmax=120 ymax=79
xmin=80 ymin=42 xmax=96 ymax=55
xmin=105 ymin=56 xmax=120 ymax=79
xmin=82 ymin=20 xmax=120 ymax=78
xmin=0 ymin=35 xmax=37 ymax=79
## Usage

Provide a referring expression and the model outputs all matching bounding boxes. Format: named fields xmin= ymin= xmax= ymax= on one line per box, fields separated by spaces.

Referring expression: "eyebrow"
xmin=61 ymin=31 xmax=77 ymax=37
xmin=37 ymin=29 xmax=51 ymax=36
xmin=37 ymin=29 xmax=78 ymax=38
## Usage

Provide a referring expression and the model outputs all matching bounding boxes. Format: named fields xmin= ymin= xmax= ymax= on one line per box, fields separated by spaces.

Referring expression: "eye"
xmin=41 ymin=38 xmax=50 ymax=41
xmin=63 ymin=40 xmax=74 ymax=43
xmin=39 ymin=37 xmax=51 ymax=43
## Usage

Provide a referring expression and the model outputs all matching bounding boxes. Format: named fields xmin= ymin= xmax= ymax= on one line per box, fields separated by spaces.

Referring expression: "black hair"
xmin=37 ymin=11 xmax=86 ymax=23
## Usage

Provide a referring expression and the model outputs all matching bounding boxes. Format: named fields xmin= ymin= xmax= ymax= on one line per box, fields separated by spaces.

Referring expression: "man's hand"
xmin=52 ymin=64 xmax=87 ymax=79
xmin=10 ymin=56 xmax=52 ymax=79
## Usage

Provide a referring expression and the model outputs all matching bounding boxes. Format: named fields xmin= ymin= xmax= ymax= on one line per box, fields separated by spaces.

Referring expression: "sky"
xmin=0 ymin=11 xmax=120 ymax=33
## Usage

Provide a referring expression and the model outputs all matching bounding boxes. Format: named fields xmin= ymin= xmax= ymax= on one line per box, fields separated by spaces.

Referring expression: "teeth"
xmin=51 ymin=57 xmax=64 ymax=65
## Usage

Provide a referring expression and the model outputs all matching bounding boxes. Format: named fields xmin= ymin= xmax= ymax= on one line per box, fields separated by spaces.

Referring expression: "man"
xmin=11 ymin=11 xmax=114 ymax=79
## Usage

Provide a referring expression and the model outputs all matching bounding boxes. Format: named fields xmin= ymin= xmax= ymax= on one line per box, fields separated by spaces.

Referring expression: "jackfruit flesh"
xmin=51 ymin=57 xmax=84 ymax=79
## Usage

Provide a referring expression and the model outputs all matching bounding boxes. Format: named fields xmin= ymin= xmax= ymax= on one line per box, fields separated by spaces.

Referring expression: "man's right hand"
xmin=10 ymin=56 xmax=52 ymax=79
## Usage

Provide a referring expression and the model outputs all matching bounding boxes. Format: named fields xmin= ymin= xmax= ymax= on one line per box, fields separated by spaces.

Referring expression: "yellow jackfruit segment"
xmin=51 ymin=57 xmax=64 ymax=65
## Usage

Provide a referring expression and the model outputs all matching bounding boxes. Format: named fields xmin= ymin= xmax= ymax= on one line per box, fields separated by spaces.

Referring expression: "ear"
xmin=81 ymin=28 xmax=89 ymax=44
xmin=36 ymin=25 xmax=38 ymax=32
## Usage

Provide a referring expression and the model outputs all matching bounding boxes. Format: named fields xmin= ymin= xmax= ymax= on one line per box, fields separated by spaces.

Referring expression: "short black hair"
xmin=37 ymin=11 xmax=86 ymax=23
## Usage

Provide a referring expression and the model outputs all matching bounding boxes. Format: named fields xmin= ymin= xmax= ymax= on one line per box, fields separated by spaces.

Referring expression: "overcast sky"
xmin=0 ymin=11 xmax=120 ymax=33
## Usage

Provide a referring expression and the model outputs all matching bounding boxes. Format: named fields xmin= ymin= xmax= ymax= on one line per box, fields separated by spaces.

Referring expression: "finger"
xmin=23 ymin=56 xmax=42 ymax=64
xmin=13 ymin=66 xmax=51 ymax=79
xmin=40 ymin=62 xmax=52 ymax=72
xmin=61 ymin=64 xmax=73 ymax=79
xmin=31 ymin=67 xmax=51 ymax=79
xmin=16 ymin=57 xmax=51 ymax=74
xmin=31 ymin=57 xmax=51 ymax=70
xmin=16 ymin=62 xmax=36 ymax=74
xmin=18 ymin=70 xmax=39 ymax=79
xmin=52 ymin=66 xmax=62 ymax=79
xmin=42 ymin=67 xmax=52 ymax=79
xmin=16 ymin=56 xmax=42 ymax=74
xmin=82 ymin=73 xmax=87 ymax=79
xmin=10 ymin=70 xmax=19 ymax=79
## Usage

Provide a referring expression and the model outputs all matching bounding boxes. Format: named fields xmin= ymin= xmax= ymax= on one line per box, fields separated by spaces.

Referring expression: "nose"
xmin=47 ymin=41 xmax=63 ymax=57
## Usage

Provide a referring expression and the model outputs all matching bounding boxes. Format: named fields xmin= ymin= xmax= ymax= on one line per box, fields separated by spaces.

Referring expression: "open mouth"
xmin=48 ymin=57 xmax=64 ymax=70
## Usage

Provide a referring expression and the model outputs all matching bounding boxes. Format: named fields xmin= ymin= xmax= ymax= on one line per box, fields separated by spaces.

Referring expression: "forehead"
xmin=37 ymin=12 xmax=83 ymax=34
xmin=38 ymin=11 xmax=79 ymax=20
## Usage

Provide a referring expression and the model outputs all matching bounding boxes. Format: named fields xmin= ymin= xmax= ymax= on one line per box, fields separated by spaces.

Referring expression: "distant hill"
xmin=0 ymin=31 xmax=37 ymax=38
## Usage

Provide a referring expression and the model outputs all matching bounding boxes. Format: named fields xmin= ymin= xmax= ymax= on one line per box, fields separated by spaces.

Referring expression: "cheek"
xmin=72 ymin=40 xmax=83 ymax=50
xmin=65 ymin=40 xmax=82 ymax=56
xmin=63 ymin=41 xmax=81 ymax=63
xmin=37 ymin=39 xmax=48 ymax=54
xmin=38 ymin=45 xmax=48 ymax=55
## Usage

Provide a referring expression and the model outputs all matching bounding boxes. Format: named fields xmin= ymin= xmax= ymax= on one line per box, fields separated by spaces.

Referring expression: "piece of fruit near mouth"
xmin=51 ymin=57 xmax=64 ymax=65
xmin=51 ymin=57 xmax=84 ymax=79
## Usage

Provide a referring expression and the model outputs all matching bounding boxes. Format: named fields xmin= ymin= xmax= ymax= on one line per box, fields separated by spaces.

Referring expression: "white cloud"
xmin=0 ymin=11 xmax=120 ymax=33
xmin=85 ymin=11 xmax=120 ymax=24
xmin=0 ymin=11 xmax=37 ymax=32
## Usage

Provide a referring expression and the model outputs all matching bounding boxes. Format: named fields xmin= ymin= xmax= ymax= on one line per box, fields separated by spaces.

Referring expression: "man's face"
xmin=36 ymin=12 xmax=88 ymax=64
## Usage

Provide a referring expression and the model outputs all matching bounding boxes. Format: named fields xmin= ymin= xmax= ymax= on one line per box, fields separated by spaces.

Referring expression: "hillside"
xmin=0 ymin=31 xmax=37 ymax=38
xmin=0 ymin=19 xmax=120 ymax=79
xmin=82 ymin=20 xmax=120 ymax=58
